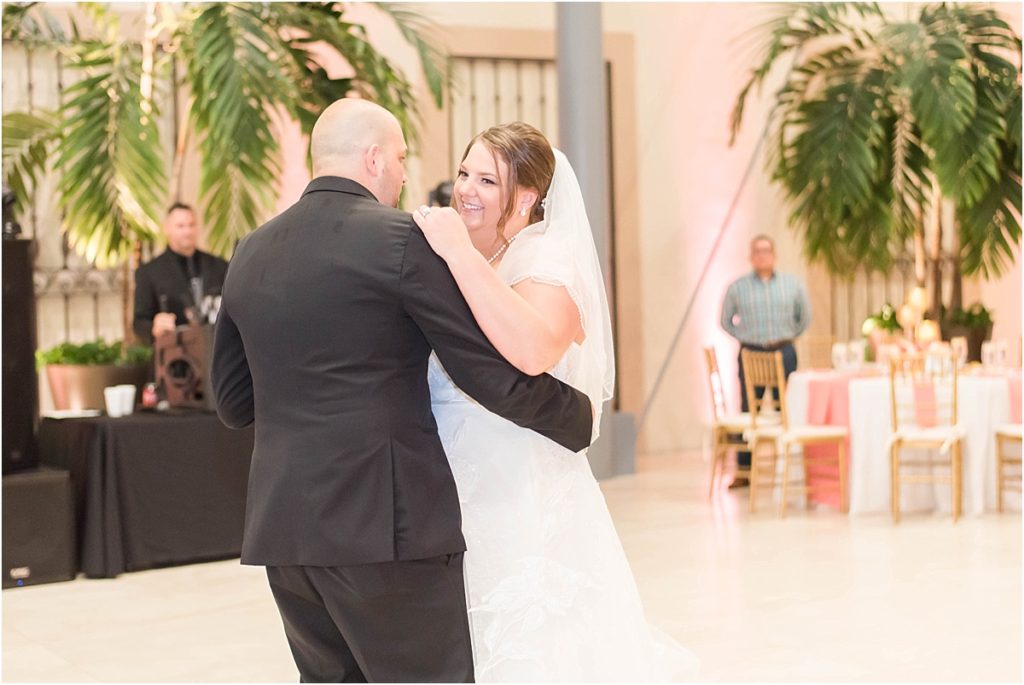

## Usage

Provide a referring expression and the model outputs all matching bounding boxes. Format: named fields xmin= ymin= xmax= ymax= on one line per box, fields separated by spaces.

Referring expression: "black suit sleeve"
xmin=211 ymin=296 xmax=255 ymax=429
xmin=400 ymin=225 xmax=593 ymax=452
xmin=133 ymin=266 xmax=157 ymax=345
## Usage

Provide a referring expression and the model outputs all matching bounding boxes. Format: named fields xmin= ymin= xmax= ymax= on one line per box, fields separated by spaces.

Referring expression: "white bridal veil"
xmin=499 ymin=148 xmax=615 ymax=442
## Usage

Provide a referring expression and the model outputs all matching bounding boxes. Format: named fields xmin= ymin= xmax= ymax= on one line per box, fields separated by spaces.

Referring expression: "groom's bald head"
xmin=311 ymin=98 xmax=408 ymax=206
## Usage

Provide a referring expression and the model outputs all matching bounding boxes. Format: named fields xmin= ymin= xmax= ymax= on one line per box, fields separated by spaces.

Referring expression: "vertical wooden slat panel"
xmin=514 ymin=61 xmax=525 ymax=122
xmin=517 ymin=63 xmax=543 ymax=128
xmin=33 ymin=52 xmax=65 ymax=268
xmin=850 ymin=271 xmax=868 ymax=342
xmin=97 ymin=291 xmax=123 ymax=342
xmin=449 ymin=56 xmax=560 ymax=145
xmin=36 ymin=297 xmax=66 ymax=352
xmin=865 ymin=270 xmax=874 ymax=315
xmin=496 ymin=60 xmax=519 ymax=124
xmin=2 ymin=46 xmax=31 ymax=112
xmin=542 ymin=62 xmax=559 ymax=145
xmin=536 ymin=61 xmax=549 ymax=133
xmin=870 ymin=269 xmax=887 ymax=311
xmin=66 ymin=294 xmax=94 ymax=343
xmin=449 ymin=59 xmax=473 ymax=175
xmin=472 ymin=59 xmax=497 ymax=130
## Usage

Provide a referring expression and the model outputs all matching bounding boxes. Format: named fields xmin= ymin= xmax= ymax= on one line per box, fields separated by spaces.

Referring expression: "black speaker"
xmin=2 ymin=467 xmax=76 ymax=588
xmin=3 ymin=238 xmax=39 ymax=474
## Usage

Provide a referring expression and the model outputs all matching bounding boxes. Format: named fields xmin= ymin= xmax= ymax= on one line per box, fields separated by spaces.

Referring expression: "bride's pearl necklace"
xmin=487 ymin=231 xmax=522 ymax=265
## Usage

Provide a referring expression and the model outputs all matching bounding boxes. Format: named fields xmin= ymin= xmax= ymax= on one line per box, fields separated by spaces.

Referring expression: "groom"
xmin=212 ymin=98 xmax=593 ymax=683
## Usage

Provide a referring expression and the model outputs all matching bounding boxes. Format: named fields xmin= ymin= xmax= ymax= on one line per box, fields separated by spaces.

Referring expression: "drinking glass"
xmin=831 ymin=342 xmax=849 ymax=370
xmin=994 ymin=339 xmax=1008 ymax=369
xmin=847 ymin=340 xmax=866 ymax=368
xmin=981 ymin=341 xmax=995 ymax=368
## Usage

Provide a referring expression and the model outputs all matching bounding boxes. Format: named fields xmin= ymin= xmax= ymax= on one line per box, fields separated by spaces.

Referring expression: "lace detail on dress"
xmin=471 ymin=556 xmax=601 ymax=679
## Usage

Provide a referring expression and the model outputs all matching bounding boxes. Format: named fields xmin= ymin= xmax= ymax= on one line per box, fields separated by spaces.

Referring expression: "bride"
xmin=413 ymin=122 xmax=697 ymax=682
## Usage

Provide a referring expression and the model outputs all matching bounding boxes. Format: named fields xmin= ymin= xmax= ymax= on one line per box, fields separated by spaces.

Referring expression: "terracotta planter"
xmin=45 ymin=364 xmax=148 ymax=411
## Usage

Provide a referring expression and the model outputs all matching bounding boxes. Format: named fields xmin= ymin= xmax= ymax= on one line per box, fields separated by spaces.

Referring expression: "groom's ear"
xmin=365 ymin=144 xmax=382 ymax=177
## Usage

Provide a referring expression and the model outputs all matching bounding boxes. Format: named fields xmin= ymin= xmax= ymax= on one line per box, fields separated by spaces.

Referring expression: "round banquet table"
xmin=786 ymin=367 xmax=1021 ymax=516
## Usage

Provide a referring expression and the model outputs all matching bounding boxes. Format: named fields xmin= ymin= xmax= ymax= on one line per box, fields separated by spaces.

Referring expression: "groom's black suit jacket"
xmin=212 ymin=176 xmax=593 ymax=568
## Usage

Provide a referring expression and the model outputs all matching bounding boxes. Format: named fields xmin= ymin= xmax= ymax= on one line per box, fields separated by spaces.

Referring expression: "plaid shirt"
xmin=720 ymin=271 xmax=811 ymax=346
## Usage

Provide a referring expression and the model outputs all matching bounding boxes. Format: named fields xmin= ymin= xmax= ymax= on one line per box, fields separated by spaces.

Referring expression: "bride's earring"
xmin=519 ymin=206 xmax=528 ymax=217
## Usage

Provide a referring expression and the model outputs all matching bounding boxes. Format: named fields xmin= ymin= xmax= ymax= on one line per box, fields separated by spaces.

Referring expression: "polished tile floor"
xmin=3 ymin=451 xmax=1021 ymax=682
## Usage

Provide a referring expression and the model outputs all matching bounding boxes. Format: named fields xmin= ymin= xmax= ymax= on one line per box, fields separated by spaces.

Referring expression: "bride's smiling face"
xmin=453 ymin=142 xmax=508 ymax=236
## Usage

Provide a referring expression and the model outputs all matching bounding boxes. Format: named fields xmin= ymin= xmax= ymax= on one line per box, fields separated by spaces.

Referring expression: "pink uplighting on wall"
xmin=272 ymin=106 xmax=310 ymax=214
xmin=687 ymin=194 xmax=753 ymax=421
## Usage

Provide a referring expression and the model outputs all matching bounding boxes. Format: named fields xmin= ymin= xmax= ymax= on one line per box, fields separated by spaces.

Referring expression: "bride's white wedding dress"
xmin=428 ymin=150 xmax=698 ymax=682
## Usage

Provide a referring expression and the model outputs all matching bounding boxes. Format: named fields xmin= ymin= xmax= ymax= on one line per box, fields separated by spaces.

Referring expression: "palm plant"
xmin=731 ymin=2 xmax=1021 ymax=320
xmin=2 ymin=1 xmax=446 ymax=341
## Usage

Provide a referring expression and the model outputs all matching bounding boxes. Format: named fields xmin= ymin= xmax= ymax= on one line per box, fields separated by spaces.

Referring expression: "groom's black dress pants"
xmin=267 ymin=553 xmax=474 ymax=683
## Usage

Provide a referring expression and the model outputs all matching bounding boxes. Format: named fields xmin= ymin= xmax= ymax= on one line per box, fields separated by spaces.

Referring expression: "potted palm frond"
xmin=730 ymin=2 xmax=1021 ymax=341
xmin=3 ymin=1 xmax=447 ymax=341
xmin=4 ymin=2 xmax=447 ymax=407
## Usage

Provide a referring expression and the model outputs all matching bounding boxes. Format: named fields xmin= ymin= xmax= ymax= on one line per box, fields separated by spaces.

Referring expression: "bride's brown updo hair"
xmin=456 ymin=121 xmax=555 ymax=240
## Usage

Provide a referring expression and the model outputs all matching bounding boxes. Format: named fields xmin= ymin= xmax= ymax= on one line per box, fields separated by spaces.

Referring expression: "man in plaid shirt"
xmin=720 ymin=234 xmax=811 ymax=487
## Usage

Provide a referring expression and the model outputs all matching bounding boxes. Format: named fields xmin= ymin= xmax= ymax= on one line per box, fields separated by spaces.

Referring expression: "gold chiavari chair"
xmin=703 ymin=346 xmax=778 ymax=496
xmin=888 ymin=351 xmax=965 ymax=522
xmin=995 ymin=424 xmax=1022 ymax=512
xmin=738 ymin=350 xmax=784 ymax=512
xmin=741 ymin=349 xmax=848 ymax=517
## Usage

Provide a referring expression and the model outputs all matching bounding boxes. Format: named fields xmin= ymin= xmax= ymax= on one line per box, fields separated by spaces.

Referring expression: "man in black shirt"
xmin=133 ymin=203 xmax=228 ymax=344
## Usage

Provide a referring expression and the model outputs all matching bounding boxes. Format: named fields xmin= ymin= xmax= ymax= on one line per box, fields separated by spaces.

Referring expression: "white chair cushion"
xmin=893 ymin=425 xmax=967 ymax=443
xmin=715 ymin=413 xmax=780 ymax=432
xmin=888 ymin=425 xmax=967 ymax=457
xmin=781 ymin=425 xmax=848 ymax=444
xmin=744 ymin=421 xmax=847 ymax=447
xmin=742 ymin=424 xmax=785 ymax=445
xmin=995 ymin=423 xmax=1023 ymax=439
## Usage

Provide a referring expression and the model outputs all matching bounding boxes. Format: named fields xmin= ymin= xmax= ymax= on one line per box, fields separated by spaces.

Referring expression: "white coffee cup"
xmin=104 ymin=386 xmax=125 ymax=418
xmin=115 ymin=384 xmax=136 ymax=416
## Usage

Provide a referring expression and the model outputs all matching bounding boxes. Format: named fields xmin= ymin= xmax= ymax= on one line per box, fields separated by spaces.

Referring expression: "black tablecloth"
xmin=39 ymin=411 xmax=254 ymax=578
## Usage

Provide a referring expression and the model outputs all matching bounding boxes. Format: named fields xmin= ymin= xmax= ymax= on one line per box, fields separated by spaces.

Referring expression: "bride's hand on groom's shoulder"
xmin=413 ymin=206 xmax=474 ymax=264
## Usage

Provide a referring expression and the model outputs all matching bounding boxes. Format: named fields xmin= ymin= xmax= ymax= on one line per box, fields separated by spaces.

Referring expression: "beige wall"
xmin=601 ymin=3 xmax=808 ymax=451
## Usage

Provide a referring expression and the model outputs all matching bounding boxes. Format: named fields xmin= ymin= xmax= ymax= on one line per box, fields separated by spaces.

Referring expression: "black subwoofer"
xmin=3 ymin=238 xmax=39 ymax=474
xmin=2 ymin=467 xmax=77 ymax=588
